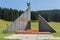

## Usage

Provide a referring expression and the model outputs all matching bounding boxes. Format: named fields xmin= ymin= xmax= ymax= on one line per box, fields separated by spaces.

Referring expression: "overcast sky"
xmin=0 ymin=0 xmax=60 ymax=11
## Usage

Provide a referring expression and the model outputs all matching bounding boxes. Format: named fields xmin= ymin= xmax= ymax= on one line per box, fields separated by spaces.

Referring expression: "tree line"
xmin=0 ymin=7 xmax=60 ymax=22
xmin=0 ymin=7 xmax=23 ymax=21
xmin=32 ymin=10 xmax=60 ymax=22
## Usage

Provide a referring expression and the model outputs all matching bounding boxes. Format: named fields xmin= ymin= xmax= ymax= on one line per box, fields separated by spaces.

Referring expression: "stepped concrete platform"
xmin=4 ymin=30 xmax=60 ymax=40
xmin=16 ymin=30 xmax=51 ymax=34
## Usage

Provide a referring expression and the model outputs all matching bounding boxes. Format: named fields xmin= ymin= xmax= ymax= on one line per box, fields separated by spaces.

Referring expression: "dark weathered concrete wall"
xmin=25 ymin=21 xmax=31 ymax=30
xmin=39 ymin=15 xmax=56 ymax=33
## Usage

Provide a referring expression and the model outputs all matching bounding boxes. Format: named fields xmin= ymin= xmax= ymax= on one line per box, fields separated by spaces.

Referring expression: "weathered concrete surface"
xmin=4 ymin=7 xmax=31 ymax=32
xmin=39 ymin=15 xmax=56 ymax=33
xmin=4 ymin=34 xmax=55 ymax=40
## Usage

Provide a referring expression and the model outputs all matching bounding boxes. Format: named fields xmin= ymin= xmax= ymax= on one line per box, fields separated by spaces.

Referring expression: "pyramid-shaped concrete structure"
xmin=5 ymin=4 xmax=56 ymax=33
xmin=39 ymin=15 xmax=56 ymax=33
xmin=5 ymin=7 xmax=31 ymax=32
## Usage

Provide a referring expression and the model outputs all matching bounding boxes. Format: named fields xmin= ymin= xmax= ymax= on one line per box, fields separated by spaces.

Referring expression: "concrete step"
xmin=16 ymin=30 xmax=51 ymax=34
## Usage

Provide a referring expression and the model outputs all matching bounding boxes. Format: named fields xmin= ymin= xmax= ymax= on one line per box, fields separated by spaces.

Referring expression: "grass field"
xmin=0 ymin=19 xmax=16 ymax=40
xmin=0 ymin=19 xmax=60 ymax=40
xmin=49 ymin=22 xmax=60 ymax=37
xmin=31 ymin=22 xmax=39 ymax=30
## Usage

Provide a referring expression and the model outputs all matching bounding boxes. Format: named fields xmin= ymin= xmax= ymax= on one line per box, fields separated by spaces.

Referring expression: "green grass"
xmin=49 ymin=22 xmax=60 ymax=37
xmin=0 ymin=19 xmax=60 ymax=40
xmin=31 ymin=22 xmax=39 ymax=30
xmin=0 ymin=19 xmax=16 ymax=40
xmin=0 ymin=19 xmax=12 ymax=32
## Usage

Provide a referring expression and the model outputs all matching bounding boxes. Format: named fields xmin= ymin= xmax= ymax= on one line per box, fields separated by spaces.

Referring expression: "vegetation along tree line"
xmin=0 ymin=7 xmax=60 ymax=22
